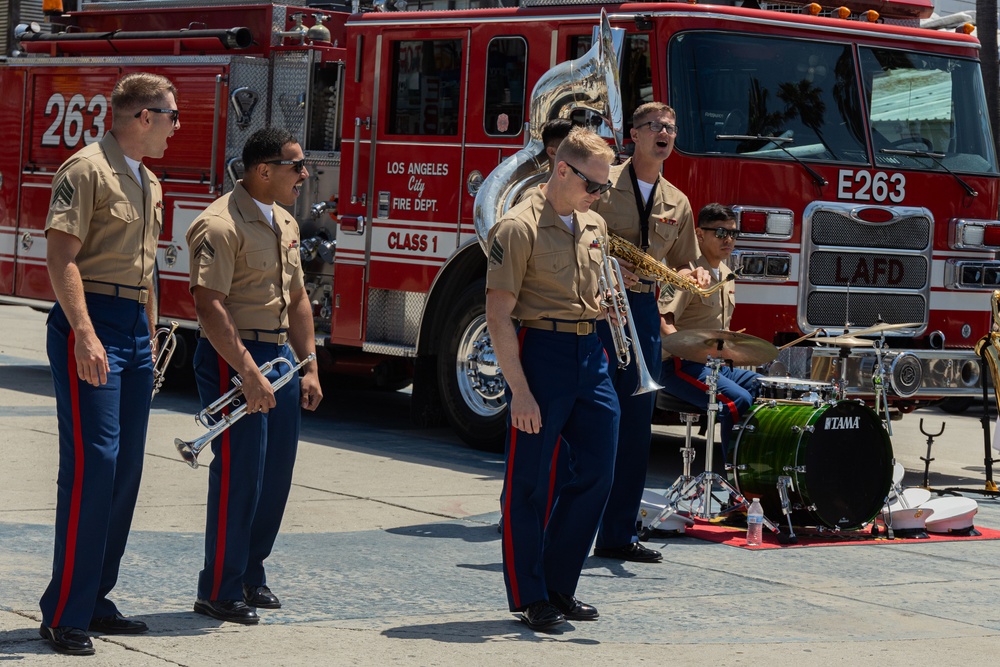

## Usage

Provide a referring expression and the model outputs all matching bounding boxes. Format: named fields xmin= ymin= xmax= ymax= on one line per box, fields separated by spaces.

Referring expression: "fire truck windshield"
xmin=669 ymin=32 xmax=997 ymax=175
xmin=862 ymin=47 xmax=998 ymax=175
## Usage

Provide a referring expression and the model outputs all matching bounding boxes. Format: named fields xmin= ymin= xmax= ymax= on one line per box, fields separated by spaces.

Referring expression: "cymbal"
xmin=663 ymin=329 xmax=778 ymax=366
xmin=849 ymin=321 xmax=922 ymax=337
xmin=815 ymin=335 xmax=874 ymax=348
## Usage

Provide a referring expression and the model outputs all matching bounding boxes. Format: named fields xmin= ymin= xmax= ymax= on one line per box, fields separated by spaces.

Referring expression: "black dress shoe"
xmin=517 ymin=600 xmax=565 ymax=631
xmin=39 ymin=624 xmax=95 ymax=656
xmin=548 ymin=591 xmax=599 ymax=620
xmin=593 ymin=541 xmax=663 ymax=562
xmin=194 ymin=599 xmax=259 ymax=625
xmin=89 ymin=613 xmax=149 ymax=635
xmin=243 ymin=584 xmax=281 ymax=609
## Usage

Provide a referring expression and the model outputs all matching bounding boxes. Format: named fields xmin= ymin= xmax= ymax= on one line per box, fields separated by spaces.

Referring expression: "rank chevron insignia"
xmin=52 ymin=177 xmax=76 ymax=210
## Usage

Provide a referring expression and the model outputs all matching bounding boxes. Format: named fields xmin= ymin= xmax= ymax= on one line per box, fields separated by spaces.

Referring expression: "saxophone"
xmin=607 ymin=233 xmax=734 ymax=298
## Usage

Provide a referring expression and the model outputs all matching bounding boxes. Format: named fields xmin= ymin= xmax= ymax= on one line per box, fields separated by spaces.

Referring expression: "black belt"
xmin=519 ymin=319 xmax=597 ymax=336
xmin=82 ymin=281 xmax=149 ymax=304
xmin=200 ymin=329 xmax=288 ymax=345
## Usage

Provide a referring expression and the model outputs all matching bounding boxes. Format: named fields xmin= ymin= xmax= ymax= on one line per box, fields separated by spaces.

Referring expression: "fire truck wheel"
xmin=437 ymin=279 xmax=506 ymax=451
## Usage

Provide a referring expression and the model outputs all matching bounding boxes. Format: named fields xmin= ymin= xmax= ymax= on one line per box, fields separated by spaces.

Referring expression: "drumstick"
xmin=733 ymin=328 xmax=746 ymax=334
xmin=778 ymin=329 xmax=822 ymax=351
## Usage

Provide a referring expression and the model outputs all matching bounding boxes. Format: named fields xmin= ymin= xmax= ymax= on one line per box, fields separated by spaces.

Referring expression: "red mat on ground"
xmin=683 ymin=520 xmax=1000 ymax=549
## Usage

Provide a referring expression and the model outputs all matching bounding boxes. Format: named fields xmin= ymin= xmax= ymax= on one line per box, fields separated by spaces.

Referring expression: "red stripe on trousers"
xmin=52 ymin=330 xmax=86 ymax=627
xmin=543 ymin=437 xmax=562 ymax=529
xmin=502 ymin=327 xmax=529 ymax=610
xmin=673 ymin=357 xmax=739 ymax=422
xmin=210 ymin=354 xmax=232 ymax=600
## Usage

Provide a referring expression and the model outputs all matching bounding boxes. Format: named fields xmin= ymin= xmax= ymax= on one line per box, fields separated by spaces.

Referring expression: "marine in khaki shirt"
xmin=659 ymin=254 xmax=737 ymax=360
xmin=186 ymin=181 xmax=304 ymax=332
xmin=486 ymin=188 xmax=606 ymax=323
xmin=485 ymin=127 xmax=619 ymax=631
xmin=46 ymin=132 xmax=163 ymax=291
xmin=593 ymin=159 xmax=698 ymax=272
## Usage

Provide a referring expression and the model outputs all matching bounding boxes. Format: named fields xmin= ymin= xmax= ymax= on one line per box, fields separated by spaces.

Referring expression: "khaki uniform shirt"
xmin=186 ymin=182 xmax=304 ymax=331
xmin=486 ymin=189 xmax=606 ymax=322
xmin=592 ymin=159 xmax=698 ymax=274
xmin=660 ymin=256 xmax=736 ymax=360
xmin=45 ymin=133 xmax=162 ymax=287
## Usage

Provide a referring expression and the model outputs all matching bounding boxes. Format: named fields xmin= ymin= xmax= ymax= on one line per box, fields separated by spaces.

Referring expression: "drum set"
xmin=646 ymin=325 xmax=925 ymax=543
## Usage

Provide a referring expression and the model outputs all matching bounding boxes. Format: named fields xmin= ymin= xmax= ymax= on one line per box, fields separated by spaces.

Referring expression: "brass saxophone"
xmin=607 ymin=233 xmax=734 ymax=297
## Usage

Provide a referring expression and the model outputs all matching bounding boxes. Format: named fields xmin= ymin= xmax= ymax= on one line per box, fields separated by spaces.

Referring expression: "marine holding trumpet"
xmin=590 ymin=102 xmax=709 ymax=564
xmin=39 ymin=72 xmax=178 ymax=656
xmin=185 ymin=127 xmax=322 ymax=625
xmin=486 ymin=127 xmax=620 ymax=631
xmin=659 ymin=203 xmax=761 ymax=461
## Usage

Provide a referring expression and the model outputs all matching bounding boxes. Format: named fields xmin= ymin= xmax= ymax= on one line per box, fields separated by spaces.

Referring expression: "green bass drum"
xmin=730 ymin=400 xmax=893 ymax=530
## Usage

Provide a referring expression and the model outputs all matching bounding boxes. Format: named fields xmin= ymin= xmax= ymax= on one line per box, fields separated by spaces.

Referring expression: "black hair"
xmin=243 ymin=127 xmax=298 ymax=169
xmin=541 ymin=118 xmax=573 ymax=147
xmin=698 ymin=203 xmax=736 ymax=227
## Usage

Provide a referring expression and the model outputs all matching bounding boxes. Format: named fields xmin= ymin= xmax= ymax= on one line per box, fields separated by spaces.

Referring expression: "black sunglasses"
xmin=265 ymin=159 xmax=308 ymax=173
xmin=134 ymin=108 xmax=179 ymax=124
xmin=565 ymin=162 xmax=613 ymax=195
xmin=703 ymin=227 xmax=740 ymax=240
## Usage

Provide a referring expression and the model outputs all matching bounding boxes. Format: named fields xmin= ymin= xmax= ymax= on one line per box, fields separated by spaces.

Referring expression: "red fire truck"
xmin=0 ymin=0 xmax=997 ymax=449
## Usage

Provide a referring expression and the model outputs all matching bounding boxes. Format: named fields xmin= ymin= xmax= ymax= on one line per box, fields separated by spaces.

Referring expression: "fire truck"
xmin=0 ymin=0 xmax=997 ymax=450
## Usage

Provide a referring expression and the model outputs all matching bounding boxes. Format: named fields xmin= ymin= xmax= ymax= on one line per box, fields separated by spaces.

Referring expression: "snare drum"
xmin=757 ymin=376 xmax=837 ymax=403
xmin=730 ymin=400 xmax=893 ymax=530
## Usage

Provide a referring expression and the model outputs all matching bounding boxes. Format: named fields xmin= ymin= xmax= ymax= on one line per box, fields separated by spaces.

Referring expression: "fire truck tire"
xmin=437 ymin=279 xmax=506 ymax=451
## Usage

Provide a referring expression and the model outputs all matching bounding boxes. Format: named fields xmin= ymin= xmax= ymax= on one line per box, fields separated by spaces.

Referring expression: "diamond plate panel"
xmin=366 ymin=289 xmax=425 ymax=348
xmin=271 ymin=52 xmax=311 ymax=143
xmin=810 ymin=210 xmax=930 ymax=250
xmin=224 ymin=56 xmax=271 ymax=193
xmin=806 ymin=292 xmax=926 ymax=328
xmin=808 ymin=251 xmax=927 ymax=289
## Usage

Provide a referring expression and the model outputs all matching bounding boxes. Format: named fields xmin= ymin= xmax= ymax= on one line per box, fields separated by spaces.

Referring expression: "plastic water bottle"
xmin=746 ymin=498 xmax=764 ymax=547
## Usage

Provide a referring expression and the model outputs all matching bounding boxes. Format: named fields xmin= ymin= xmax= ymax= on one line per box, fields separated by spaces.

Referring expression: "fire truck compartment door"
xmin=368 ymin=29 xmax=469 ymax=295
xmin=0 ymin=68 xmax=26 ymax=296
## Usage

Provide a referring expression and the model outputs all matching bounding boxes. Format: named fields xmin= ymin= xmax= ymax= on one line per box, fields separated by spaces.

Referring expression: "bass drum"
xmin=730 ymin=400 xmax=893 ymax=530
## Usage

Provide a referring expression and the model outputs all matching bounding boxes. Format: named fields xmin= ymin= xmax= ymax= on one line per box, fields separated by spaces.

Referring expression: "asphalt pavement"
xmin=3 ymin=303 xmax=1000 ymax=665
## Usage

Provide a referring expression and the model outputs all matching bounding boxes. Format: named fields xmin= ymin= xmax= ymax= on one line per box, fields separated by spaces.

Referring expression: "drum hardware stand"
xmin=650 ymin=355 xmax=780 ymax=536
xmin=918 ymin=419 xmax=944 ymax=490
xmin=775 ymin=475 xmax=798 ymax=543
xmin=871 ymin=335 xmax=893 ymax=436
xmin=645 ymin=411 xmax=701 ymax=530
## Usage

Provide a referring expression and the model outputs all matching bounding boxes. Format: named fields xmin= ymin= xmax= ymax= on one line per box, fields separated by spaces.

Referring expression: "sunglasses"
xmin=265 ymin=159 xmax=308 ymax=173
xmin=635 ymin=120 xmax=677 ymax=135
xmin=565 ymin=162 xmax=613 ymax=195
xmin=134 ymin=108 xmax=179 ymax=125
xmin=702 ymin=227 xmax=740 ymax=240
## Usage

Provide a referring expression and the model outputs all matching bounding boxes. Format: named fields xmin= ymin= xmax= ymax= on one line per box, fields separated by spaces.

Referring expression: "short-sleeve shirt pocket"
xmin=246 ymin=247 xmax=278 ymax=272
xmin=535 ymin=250 xmax=571 ymax=278
xmin=110 ymin=201 xmax=139 ymax=225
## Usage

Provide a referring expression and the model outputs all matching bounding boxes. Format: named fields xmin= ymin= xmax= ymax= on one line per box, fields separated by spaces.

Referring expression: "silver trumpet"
xmin=151 ymin=321 xmax=179 ymax=398
xmin=175 ymin=352 xmax=317 ymax=469
xmin=597 ymin=237 xmax=664 ymax=396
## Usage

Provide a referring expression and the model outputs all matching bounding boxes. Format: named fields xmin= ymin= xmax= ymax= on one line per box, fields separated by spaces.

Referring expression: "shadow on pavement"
xmin=381 ymin=618 xmax=601 ymax=643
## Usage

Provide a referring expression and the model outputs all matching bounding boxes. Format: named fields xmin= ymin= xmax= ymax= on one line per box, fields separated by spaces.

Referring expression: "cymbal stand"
xmin=871 ymin=333 xmax=893 ymax=436
xmin=651 ymin=355 xmax=779 ymax=535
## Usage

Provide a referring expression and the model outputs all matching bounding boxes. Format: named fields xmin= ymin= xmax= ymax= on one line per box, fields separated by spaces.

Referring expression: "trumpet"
xmin=151 ymin=321 xmax=179 ymax=398
xmin=607 ymin=233 xmax=734 ymax=298
xmin=597 ymin=237 xmax=664 ymax=396
xmin=175 ymin=353 xmax=317 ymax=469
